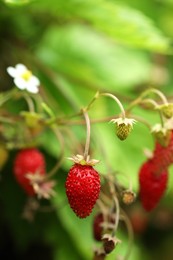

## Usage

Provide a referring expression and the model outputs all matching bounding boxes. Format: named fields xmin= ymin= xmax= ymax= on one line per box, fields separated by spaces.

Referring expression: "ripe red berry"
xmin=14 ymin=148 xmax=46 ymax=196
xmin=93 ymin=213 xmax=104 ymax=241
xmin=139 ymin=160 xmax=168 ymax=211
xmin=129 ymin=207 xmax=148 ymax=235
xmin=65 ymin=164 xmax=101 ymax=218
xmin=153 ymin=131 xmax=173 ymax=172
xmin=93 ymin=213 xmax=115 ymax=241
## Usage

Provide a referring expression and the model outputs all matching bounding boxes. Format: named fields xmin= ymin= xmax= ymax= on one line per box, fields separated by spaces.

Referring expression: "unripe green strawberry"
xmin=139 ymin=160 xmax=168 ymax=211
xmin=157 ymin=104 xmax=173 ymax=119
xmin=65 ymin=164 xmax=100 ymax=218
xmin=116 ymin=123 xmax=132 ymax=140
xmin=13 ymin=148 xmax=46 ymax=196
xmin=110 ymin=118 xmax=136 ymax=141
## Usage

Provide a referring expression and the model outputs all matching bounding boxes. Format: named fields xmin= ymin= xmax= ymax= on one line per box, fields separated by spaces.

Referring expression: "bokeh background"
xmin=1 ymin=0 xmax=173 ymax=259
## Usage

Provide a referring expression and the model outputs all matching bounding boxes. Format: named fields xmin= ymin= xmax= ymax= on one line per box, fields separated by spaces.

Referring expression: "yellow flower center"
xmin=21 ymin=70 xmax=32 ymax=81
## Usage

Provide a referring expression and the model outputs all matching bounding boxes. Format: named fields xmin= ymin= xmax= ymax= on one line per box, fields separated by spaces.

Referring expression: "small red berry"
xmin=65 ymin=164 xmax=100 ymax=218
xmin=93 ymin=213 xmax=104 ymax=241
xmin=153 ymin=131 xmax=173 ymax=172
xmin=129 ymin=207 xmax=148 ymax=235
xmin=14 ymin=148 xmax=46 ymax=196
xmin=93 ymin=213 xmax=115 ymax=241
xmin=139 ymin=160 xmax=168 ymax=211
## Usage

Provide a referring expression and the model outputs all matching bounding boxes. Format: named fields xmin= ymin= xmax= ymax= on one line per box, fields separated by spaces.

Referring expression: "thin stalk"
xmin=23 ymin=94 xmax=35 ymax=112
xmin=0 ymin=116 xmax=16 ymax=124
xmin=140 ymin=98 xmax=159 ymax=108
xmin=108 ymin=178 xmax=120 ymax=232
xmin=82 ymin=109 xmax=91 ymax=160
xmin=120 ymin=209 xmax=134 ymax=260
xmin=45 ymin=126 xmax=64 ymax=179
xmin=113 ymin=195 xmax=120 ymax=232
xmin=141 ymin=88 xmax=168 ymax=104
xmin=100 ymin=92 xmax=126 ymax=119
xmin=0 ymin=88 xmax=17 ymax=106
xmin=85 ymin=91 xmax=100 ymax=111
xmin=159 ymin=111 xmax=165 ymax=128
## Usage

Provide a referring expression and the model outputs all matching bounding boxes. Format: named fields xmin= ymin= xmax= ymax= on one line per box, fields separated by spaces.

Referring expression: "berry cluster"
xmin=2 ymin=63 xmax=173 ymax=260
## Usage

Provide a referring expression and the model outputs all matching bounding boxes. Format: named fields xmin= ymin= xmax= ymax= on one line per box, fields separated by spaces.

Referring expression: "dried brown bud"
xmin=122 ymin=190 xmax=136 ymax=205
xmin=102 ymin=234 xmax=121 ymax=254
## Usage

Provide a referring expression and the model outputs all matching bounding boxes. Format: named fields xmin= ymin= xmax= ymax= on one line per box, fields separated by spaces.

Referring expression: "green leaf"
xmin=34 ymin=0 xmax=170 ymax=52
xmin=36 ymin=24 xmax=151 ymax=92
xmin=3 ymin=0 xmax=33 ymax=6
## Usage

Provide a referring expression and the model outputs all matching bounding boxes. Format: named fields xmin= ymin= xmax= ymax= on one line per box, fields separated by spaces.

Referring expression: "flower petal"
xmin=16 ymin=64 xmax=27 ymax=74
xmin=6 ymin=67 xmax=17 ymax=78
xmin=14 ymin=77 xmax=26 ymax=90
xmin=26 ymin=84 xmax=39 ymax=94
xmin=29 ymin=76 xmax=40 ymax=87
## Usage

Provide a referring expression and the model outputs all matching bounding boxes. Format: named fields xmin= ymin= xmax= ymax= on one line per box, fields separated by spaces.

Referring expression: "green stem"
xmin=108 ymin=178 xmax=120 ymax=232
xmin=0 ymin=88 xmax=18 ymax=106
xmin=159 ymin=111 xmax=165 ymax=128
xmin=141 ymin=88 xmax=168 ymax=104
xmin=23 ymin=94 xmax=35 ymax=112
xmin=140 ymin=98 xmax=159 ymax=108
xmin=0 ymin=116 xmax=16 ymax=124
xmin=100 ymin=92 xmax=126 ymax=119
xmin=45 ymin=126 xmax=64 ymax=179
xmin=127 ymin=88 xmax=168 ymax=113
xmin=85 ymin=91 xmax=100 ymax=111
xmin=82 ymin=109 xmax=91 ymax=160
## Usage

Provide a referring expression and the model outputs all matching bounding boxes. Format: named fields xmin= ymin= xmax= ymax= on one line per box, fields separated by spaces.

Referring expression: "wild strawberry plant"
xmin=1 ymin=62 xmax=173 ymax=259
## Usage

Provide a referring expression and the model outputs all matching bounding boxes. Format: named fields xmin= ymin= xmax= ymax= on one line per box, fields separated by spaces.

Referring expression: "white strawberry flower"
xmin=7 ymin=63 xmax=40 ymax=94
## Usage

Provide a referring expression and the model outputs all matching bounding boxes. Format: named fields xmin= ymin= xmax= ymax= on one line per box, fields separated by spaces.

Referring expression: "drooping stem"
xmin=45 ymin=126 xmax=64 ymax=179
xmin=82 ymin=109 xmax=91 ymax=160
xmin=85 ymin=91 xmax=100 ymax=111
xmin=159 ymin=110 xmax=165 ymax=128
xmin=23 ymin=94 xmax=35 ymax=112
xmin=108 ymin=177 xmax=120 ymax=232
xmin=140 ymin=98 xmax=159 ymax=108
xmin=100 ymin=92 xmax=126 ymax=119
xmin=113 ymin=195 xmax=120 ymax=232
xmin=141 ymin=88 xmax=168 ymax=104
xmin=120 ymin=209 xmax=134 ymax=260
xmin=127 ymin=88 xmax=168 ymax=113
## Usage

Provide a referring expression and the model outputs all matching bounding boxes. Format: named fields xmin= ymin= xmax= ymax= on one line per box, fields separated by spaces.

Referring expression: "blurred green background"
xmin=1 ymin=0 xmax=173 ymax=259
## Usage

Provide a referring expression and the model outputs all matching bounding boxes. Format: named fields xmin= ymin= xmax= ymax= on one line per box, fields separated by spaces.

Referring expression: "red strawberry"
xmin=139 ymin=160 xmax=168 ymax=211
xmin=93 ymin=213 xmax=104 ymax=241
xmin=129 ymin=207 xmax=148 ymax=235
xmin=153 ymin=134 xmax=173 ymax=172
xmin=65 ymin=164 xmax=100 ymax=218
xmin=14 ymin=148 xmax=46 ymax=196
